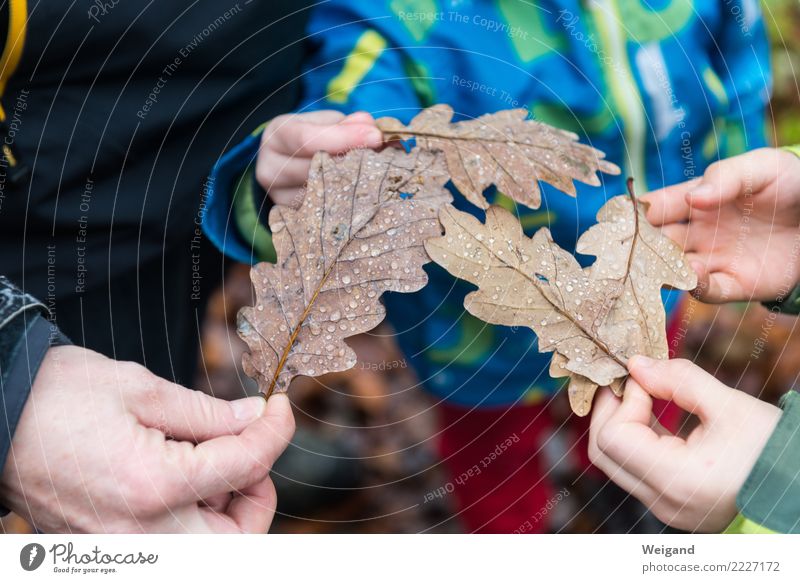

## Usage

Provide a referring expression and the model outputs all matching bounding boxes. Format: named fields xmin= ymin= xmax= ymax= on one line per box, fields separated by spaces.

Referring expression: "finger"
xmin=590 ymin=380 xmax=672 ymax=439
xmin=614 ymin=376 xmax=655 ymax=426
xmin=627 ymin=357 xmax=724 ymax=422
xmin=660 ymin=223 xmax=690 ymax=249
xmin=687 ymin=259 xmax=745 ymax=303
xmin=200 ymin=492 xmax=233 ymax=513
xmin=226 ymin=476 xmax=278 ymax=533
xmin=261 ymin=111 xmax=345 ymax=156
xmin=642 ymin=179 xmax=699 ymax=225
xmin=705 ymin=271 xmax=746 ymax=303
xmin=258 ymin=114 xmax=376 ymax=190
xmin=594 ymin=379 xmax=685 ymax=484
xmin=589 ymin=386 xmax=623 ymax=450
xmin=617 ymin=379 xmax=676 ymax=437
xmin=590 ymin=386 xmax=655 ymax=466
xmin=591 ymin=449 xmax=660 ymax=507
xmin=269 ymin=188 xmax=306 ymax=209
xmin=292 ymin=110 xmax=347 ymax=124
xmin=270 ymin=110 xmax=370 ymax=134
xmin=131 ymin=377 xmax=267 ymax=442
xmin=341 ymin=111 xmax=376 ymax=125
xmin=589 ymin=388 xmax=661 ymax=504
xmin=268 ymin=188 xmax=304 ymax=208
xmin=687 ymin=150 xmax=777 ymax=210
xmin=181 ymin=394 xmax=295 ymax=501
xmin=270 ymin=118 xmax=382 ymax=158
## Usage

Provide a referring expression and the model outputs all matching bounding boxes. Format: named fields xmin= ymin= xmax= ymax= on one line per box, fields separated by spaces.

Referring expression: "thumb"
xmin=627 ymin=356 xmax=723 ymax=421
xmin=178 ymin=393 xmax=295 ymax=502
xmin=132 ymin=376 xmax=267 ymax=442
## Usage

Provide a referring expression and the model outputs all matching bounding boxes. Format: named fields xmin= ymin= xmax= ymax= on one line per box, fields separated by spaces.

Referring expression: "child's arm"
xmin=203 ymin=1 xmax=424 ymax=264
xmin=643 ymin=148 xmax=800 ymax=307
xmin=588 ymin=357 xmax=796 ymax=533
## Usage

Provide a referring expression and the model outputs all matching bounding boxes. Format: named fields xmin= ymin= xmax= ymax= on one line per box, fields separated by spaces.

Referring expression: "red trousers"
xmin=437 ymin=309 xmax=685 ymax=533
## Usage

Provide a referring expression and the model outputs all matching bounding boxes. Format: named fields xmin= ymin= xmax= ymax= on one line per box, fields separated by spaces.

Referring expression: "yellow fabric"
xmin=782 ymin=144 xmax=800 ymax=159
xmin=0 ymin=0 xmax=27 ymax=121
xmin=232 ymin=165 xmax=275 ymax=263
xmin=723 ymin=514 xmax=777 ymax=535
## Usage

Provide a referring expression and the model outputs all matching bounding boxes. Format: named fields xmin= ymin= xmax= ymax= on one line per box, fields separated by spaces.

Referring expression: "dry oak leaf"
xmin=238 ymin=147 xmax=452 ymax=397
xmin=548 ymin=353 xmax=612 ymax=418
xmin=549 ymin=353 xmax=624 ymax=417
xmin=576 ymin=195 xmax=698 ymax=369
xmin=376 ymin=104 xmax=620 ymax=210
xmin=425 ymin=203 xmax=627 ymax=385
xmin=425 ymin=194 xmax=697 ymax=416
xmin=557 ymin=195 xmax=698 ymax=413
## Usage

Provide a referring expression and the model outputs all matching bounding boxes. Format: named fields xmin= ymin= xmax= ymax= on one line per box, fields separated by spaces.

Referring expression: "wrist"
xmin=734 ymin=391 xmax=800 ymax=533
xmin=0 ymin=319 xmax=71 ymax=516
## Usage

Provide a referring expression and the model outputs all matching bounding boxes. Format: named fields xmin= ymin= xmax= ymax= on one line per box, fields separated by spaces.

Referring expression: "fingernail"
xmin=231 ymin=396 xmax=267 ymax=421
xmin=687 ymin=184 xmax=712 ymax=199
xmin=629 ymin=355 xmax=655 ymax=368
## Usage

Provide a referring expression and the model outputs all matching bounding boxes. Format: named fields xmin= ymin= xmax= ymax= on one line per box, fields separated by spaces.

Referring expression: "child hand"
xmin=255 ymin=110 xmax=383 ymax=206
xmin=588 ymin=356 xmax=780 ymax=532
xmin=642 ymin=148 xmax=800 ymax=303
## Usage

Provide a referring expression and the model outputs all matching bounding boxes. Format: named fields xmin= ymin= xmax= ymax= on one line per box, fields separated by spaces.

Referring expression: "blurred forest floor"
xmin=4 ymin=0 xmax=800 ymax=534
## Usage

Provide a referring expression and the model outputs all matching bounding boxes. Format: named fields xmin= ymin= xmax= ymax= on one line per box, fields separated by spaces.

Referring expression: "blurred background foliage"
xmin=765 ymin=0 xmax=800 ymax=145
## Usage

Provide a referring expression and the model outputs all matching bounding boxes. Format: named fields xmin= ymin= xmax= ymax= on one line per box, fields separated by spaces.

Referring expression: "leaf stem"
xmin=379 ymin=128 xmax=563 ymax=152
xmin=526 ymin=275 xmax=628 ymax=370
xmin=624 ymin=177 xmax=639 ymax=282
xmin=261 ymin=150 xmax=443 ymax=399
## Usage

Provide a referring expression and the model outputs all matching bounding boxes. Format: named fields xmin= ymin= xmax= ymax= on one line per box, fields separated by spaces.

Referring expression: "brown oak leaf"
xmin=376 ymin=104 xmax=620 ymax=210
xmin=425 ymin=191 xmax=697 ymax=416
xmin=561 ymin=192 xmax=698 ymax=412
xmin=238 ymin=147 xmax=451 ymax=397
xmin=549 ymin=354 xmax=624 ymax=417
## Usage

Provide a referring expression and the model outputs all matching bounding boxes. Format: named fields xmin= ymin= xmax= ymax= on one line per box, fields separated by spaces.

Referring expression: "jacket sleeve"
xmin=721 ymin=143 xmax=800 ymax=534
xmin=203 ymin=128 xmax=270 ymax=265
xmin=709 ymin=0 xmax=771 ymax=157
xmin=724 ymin=389 xmax=800 ymax=534
xmin=0 ymin=277 xmax=70 ymax=516
xmin=758 ymin=145 xmax=800 ymax=316
xmin=202 ymin=1 xmax=426 ymax=264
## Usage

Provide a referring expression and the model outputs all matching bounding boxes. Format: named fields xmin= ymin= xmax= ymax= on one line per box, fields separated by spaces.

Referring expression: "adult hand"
xmin=256 ymin=110 xmax=383 ymax=206
xmin=643 ymin=148 xmax=800 ymax=303
xmin=589 ymin=356 xmax=780 ymax=532
xmin=0 ymin=346 xmax=295 ymax=533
